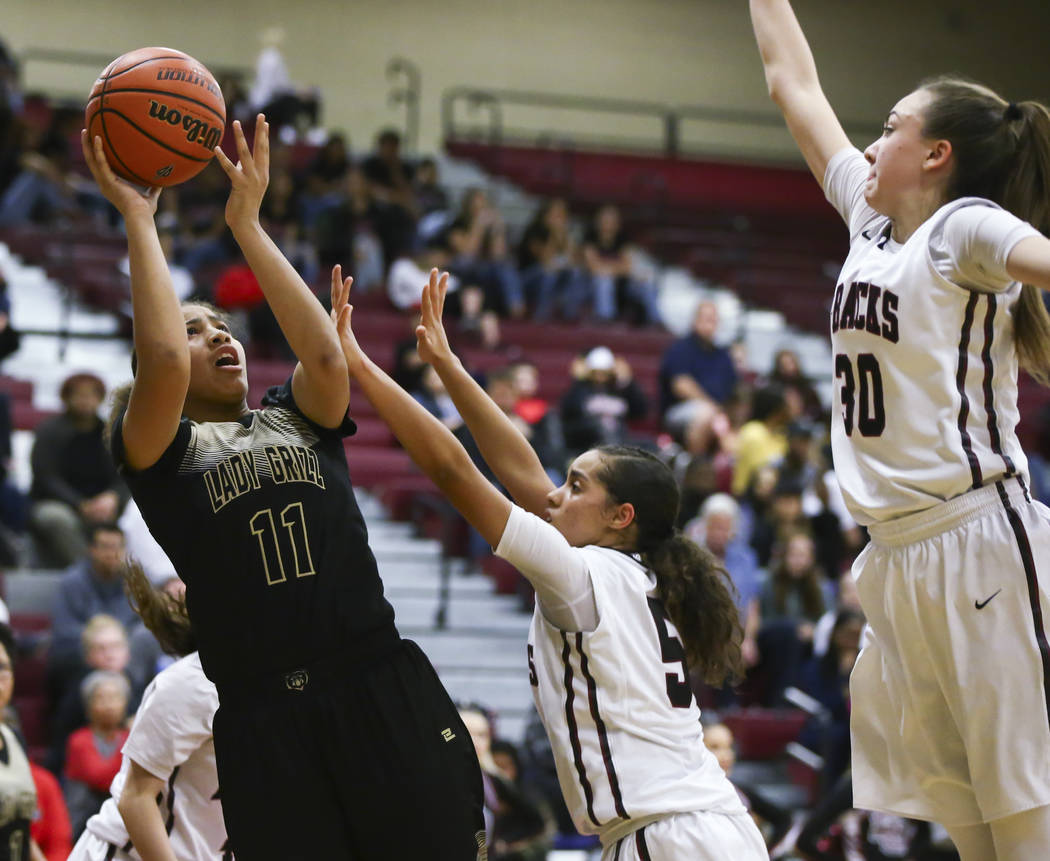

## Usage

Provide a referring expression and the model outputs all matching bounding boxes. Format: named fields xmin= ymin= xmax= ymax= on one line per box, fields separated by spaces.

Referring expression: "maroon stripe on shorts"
xmin=996 ymin=481 xmax=1050 ymax=730
xmin=636 ymin=826 xmax=653 ymax=861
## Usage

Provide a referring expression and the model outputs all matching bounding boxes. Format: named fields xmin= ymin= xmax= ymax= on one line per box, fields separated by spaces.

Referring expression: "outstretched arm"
xmin=416 ymin=270 xmax=556 ymax=516
xmin=750 ymin=0 xmax=852 ymax=185
xmin=117 ymin=761 xmax=178 ymax=861
xmin=1007 ymin=235 xmax=1050 ymax=291
xmin=81 ymin=132 xmax=188 ymax=472
xmin=330 ymin=277 xmax=512 ymax=548
xmin=214 ymin=116 xmax=348 ymax=428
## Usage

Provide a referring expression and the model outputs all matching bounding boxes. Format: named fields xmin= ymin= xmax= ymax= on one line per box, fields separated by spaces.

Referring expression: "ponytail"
xmin=594 ymin=445 xmax=744 ymax=688
xmin=123 ymin=562 xmax=196 ymax=657
xmin=921 ymin=77 xmax=1050 ymax=383
xmin=643 ymin=534 xmax=744 ymax=687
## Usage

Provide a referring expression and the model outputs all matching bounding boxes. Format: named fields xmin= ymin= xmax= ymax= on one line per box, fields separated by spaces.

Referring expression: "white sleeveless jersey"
xmin=825 ymin=148 xmax=1039 ymax=524
xmin=526 ymin=544 xmax=745 ymax=845
xmin=83 ymin=653 xmax=229 ymax=859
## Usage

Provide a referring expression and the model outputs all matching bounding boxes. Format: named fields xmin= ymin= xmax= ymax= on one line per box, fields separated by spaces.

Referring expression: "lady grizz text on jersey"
xmin=203 ymin=444 xmax=326 ymax=512
xmin=831 ymin=281 xmax=900 ymax=342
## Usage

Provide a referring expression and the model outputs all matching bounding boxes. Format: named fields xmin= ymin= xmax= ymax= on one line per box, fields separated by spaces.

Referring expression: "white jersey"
xmin=825 ymin=147 xmax=1041 ymax=525
xmin=497 ymin=506 xmax=745 ymax=846
xmin=81 ymin=653 xmax=228 ymax=859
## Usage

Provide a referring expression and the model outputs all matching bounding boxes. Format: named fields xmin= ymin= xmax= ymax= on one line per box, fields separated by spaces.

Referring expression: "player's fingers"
xmin=232 ymin=120 xmax=252 ymax=169
xmin=213 ymin=144 xmax=237 ymax=178
xmin=436 ymin=272 xmax=449 ymax=317
xmin=255 ymin=115 xmax=269 ymax=177
xmin=330 ymin=264 xmax=342 ymax=307
xmin=91 ymin=135 xmax=119 ymax=184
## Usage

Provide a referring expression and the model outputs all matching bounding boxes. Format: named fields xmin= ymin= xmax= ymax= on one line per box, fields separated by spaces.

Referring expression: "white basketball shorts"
xmin=67 ymin=831 xmax=133 ymax=861
xmin=851 ymin=477 xmax=1050 ymax=826
xmin=604 ymin=810 xmax=767 ymax=860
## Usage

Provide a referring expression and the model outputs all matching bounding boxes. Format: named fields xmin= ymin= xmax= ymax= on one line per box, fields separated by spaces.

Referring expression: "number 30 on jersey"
xmin=835 ymin=352 xmax=885 ymax=437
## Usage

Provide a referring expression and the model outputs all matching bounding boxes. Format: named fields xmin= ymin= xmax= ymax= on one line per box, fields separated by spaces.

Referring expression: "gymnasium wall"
xmin=4 ymin=0 xmax=1050 ymax=163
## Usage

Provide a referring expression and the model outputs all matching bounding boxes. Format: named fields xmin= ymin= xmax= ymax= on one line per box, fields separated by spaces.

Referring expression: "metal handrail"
xmin=442 ymin=84 xmax=880 ymax=157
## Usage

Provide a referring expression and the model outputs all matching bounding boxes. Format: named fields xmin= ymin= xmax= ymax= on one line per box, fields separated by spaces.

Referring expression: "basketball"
xmin=84 ymin=47 xmax=225 ymax=188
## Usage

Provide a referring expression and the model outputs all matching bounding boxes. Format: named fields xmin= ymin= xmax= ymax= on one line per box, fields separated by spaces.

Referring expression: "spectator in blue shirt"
xmin=659 ymin=300 xmax=737 ymax=445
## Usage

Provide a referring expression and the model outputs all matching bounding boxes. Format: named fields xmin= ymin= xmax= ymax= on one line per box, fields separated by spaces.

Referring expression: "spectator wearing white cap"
xmin=559 ymin=347 xmax=648 ymax=458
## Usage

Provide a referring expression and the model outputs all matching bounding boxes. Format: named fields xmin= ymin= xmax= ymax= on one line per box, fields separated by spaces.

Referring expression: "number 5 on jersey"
xmin=646 ymin=598 xmax=693 ymax=708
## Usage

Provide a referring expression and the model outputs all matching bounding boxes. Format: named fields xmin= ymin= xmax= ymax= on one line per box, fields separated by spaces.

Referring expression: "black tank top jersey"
xmin=111 ymin=379 xmax=397 ymax=691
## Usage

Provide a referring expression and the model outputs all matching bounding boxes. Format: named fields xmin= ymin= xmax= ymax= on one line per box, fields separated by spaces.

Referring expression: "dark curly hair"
xmin=595 ymin=445 xmax=744 ymax=686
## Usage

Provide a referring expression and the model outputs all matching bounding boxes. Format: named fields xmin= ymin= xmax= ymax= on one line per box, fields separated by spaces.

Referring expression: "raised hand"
xmin=328 ymin=264 xmax=365 ymax=374
xmin=416 ymin=269 xmax=455 ymax=366
xmin=213 ymin=115 xmax=270 ymax=229
xmin=80 ymin=131 xmax=160 ymax=218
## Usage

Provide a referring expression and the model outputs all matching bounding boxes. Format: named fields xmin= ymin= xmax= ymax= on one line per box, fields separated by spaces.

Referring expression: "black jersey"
xmin=111 ymin=379 xmax=397 ymax=691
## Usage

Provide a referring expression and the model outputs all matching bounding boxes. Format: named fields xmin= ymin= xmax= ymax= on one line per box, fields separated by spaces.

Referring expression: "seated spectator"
xmin=313 ymin=167 xmax=389 ymax=291
xmin=63 ymin=671 xmax=131 ymax=838
xmin=29 ymin=373 xmax=129 ymax=567
xmin=752 ymin=531 xmax=826 ymax=706
xmin=0 ymin=129 xmax=103 ymax=227
xmin=768 ymin=347 xmax=823 ymax=421
xmin=702 ymin=721 xmax=791 ymax=849
xmin=796 ymin=608 xmax=864 ymax=786
xmin=411 ymin=365 xmax=463 ymax=431
xmin=509 ymin=360 xmax=566 ymax=480
xmin=49 ymin=614 xmax=138 ymax=777
xmin=361 ymin=129 xmax=417 ymax=216
xmin=686 ymin=494 xmax=763 ymax=672
xmin=300 ymin=132 xmax=351 ymax=226
xmin=518 ymin=198 xmax=587 ymax=321
xmin=731 ymin=383 xmax=790 ymax=497
xmin=413 ymin=157 xmax=450 ymax=216
xmin=813 ymin=570 xmax=864 ymax=659
xmin=459 ymin=704 xmax=552 ymax=861
xmin=559 ymin=347 xmax=648 ymax=457
xmin=448 ymin=189 xmax=524 ymax=319
xmin=48 ymin=525 xmax=138 ymax=667
xmin=659 ymin=300 xmax=738 ymax=445
xmin=581 ymin=204 xmax=659 ymax=325
xmin=387 ymin=241 xmax=461 ymax=312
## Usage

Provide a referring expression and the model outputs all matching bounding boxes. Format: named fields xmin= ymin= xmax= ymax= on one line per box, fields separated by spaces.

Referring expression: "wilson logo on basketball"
xmin=156 ymin=165 xmax=174 ymax=177
xmin=147 ymin=100 xmax=222 ymax=151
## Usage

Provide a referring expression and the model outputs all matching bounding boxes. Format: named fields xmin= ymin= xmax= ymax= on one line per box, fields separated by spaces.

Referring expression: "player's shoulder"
xmin=147 ymin=652 xmax=217 ymax=707
xmin=582 ymin=546 xmax=652 ymax=592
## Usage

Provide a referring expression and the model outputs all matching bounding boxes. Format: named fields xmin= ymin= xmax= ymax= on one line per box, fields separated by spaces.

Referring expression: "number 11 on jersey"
xmin=250 ymin=502 xmax=316 ymax=585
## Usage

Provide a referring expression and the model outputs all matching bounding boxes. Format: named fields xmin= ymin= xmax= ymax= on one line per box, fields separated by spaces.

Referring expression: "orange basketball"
xmin=85 ymin=47 xmax=225 ymax=187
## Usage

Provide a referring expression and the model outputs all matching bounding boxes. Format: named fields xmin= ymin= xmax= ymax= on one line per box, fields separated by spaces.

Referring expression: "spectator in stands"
xmin=48 ymin=526 xmax=137 ymax=665
xmin=0 ymin=129 xmax=83 ymax=227
xmin=559 ymin=346 xmax=648 ymax=457
xmin=0 ymin=623 xmax=44 ymax=858
xmin=519 ymin=198 xmax=586 ymax=321
xmin=489 ymin=738 xmax=557 ymax=861
xmin=362 ymin=129 xmax=417 ymax=216
xmin=702 ymin=721 xmax=791 ymax=849
xmin=659 ymin=300 xmax=738 ymax=446
xmin=300 ymin=132 xmax=351 ymax=226
xmin=686 ymin=494 xmax=763 ymax=672
xmin=731 ymin=383 xmax=790 ymax=497
xmin=414 ymin=157 xmax=450 ymax=216
xmin=509 ymin=360 xmax=566 ymax=481
xmin=581 ymin=204 xmax=660 ymax=325
xmin=797 ymin=608 xmax=864 ymax=787
xmin=769 ymin=347 xmax=823 ymax=421
xmin=812 ymin=570 xmax=864 ymax=660
xmin=313 ymin=166 xmax=389 ymax=290
xmin=248 ymin=27 xmax=319 ymax=137
xmin=29 ymin=372 xmax=128 ymax=567
xmin=388 ymin=240 xmax=460 ymax=312
xmin=63 ymin=670 xmax=130 ymax=837
xmin=459 ymin=704 xmax=552 ymax=861
xmin=49 ymin=614 xmax=138 ymax=777
xmin=448 ymin=189 xmax=525 ymax=319
xmin=29 ymin=760 xmax=72 ymax=861
xmin=411 ymin=365 xmax=463 ymax=431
